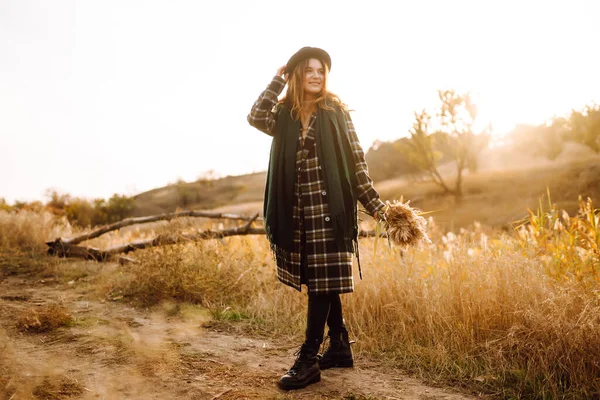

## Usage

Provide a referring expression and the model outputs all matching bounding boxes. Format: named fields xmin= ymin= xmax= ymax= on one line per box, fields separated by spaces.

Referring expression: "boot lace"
xmin=288 ymin=345 xmax=314 ymax=376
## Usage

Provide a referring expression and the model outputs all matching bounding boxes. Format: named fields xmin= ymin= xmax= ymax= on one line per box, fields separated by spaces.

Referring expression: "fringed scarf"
xmin=263 ymin=102 xmax=359 ymax=273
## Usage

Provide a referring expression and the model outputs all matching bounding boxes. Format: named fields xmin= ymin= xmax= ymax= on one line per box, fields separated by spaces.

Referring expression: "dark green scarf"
xmin=263 ymin=103 xmax=358 ymax=264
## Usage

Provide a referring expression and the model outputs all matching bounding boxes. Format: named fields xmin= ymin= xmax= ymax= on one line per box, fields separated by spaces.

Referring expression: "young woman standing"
xmin=247 ymin=47 xmax=384 ymax=390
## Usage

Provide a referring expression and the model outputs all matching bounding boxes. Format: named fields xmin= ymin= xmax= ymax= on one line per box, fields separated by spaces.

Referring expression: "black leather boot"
xmin=278 ymin=341 xmax=321 ymax=390
xmin=318 ymin=330 xmax=353 ymax=369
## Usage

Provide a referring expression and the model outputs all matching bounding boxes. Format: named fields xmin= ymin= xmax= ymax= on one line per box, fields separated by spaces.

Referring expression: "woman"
xmin=247 ymin=47 xmax=384 ymax=390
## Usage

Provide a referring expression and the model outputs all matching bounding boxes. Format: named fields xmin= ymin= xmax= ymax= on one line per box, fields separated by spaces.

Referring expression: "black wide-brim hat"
xmin=284 ymin=47 xmax=331 ymax=74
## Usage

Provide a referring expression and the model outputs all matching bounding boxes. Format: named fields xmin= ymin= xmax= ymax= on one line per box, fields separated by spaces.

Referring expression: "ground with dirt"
xmin=1 ymin=258 xmax=482 ymax=400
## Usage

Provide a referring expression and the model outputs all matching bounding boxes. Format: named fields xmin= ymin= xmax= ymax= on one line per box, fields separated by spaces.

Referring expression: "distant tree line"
xmin=0 ymin=190 xmax=136 ymax=228
xmin=366 ymin=132 xmax=456 ymax=182
xmin=366 ymin=98 xmax=600 ymax=198
xmin=507 ymin=103 xmax=600 ymax=160
xmin=1 ymin=173 xmax=244 ymax=225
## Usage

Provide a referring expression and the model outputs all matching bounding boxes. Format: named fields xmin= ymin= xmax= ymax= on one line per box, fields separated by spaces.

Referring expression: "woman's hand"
xmin=276 ymin=65 xmax=288 ymax=82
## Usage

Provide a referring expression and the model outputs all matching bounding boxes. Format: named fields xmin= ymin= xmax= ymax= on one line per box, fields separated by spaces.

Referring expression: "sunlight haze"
xmin=1 ymin=0 xmax=599 ymax=203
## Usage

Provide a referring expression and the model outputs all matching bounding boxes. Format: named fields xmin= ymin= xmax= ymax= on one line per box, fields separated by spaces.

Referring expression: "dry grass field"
xmin=1 ymin=158 xmax=599 ymax=399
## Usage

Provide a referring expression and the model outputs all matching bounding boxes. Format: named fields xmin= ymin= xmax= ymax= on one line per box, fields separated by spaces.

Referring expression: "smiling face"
xmin=302 ymin=58 xmax=325 ymax=100
xmin=282 ymin=57 xmax=331 ymax=118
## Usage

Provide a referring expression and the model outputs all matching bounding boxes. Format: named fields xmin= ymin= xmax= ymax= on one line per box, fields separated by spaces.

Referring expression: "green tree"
xmin=567 ymin=103 xmax=600 ymax=152
xmin=105 ymin=194 xmax=136 ymax=223
xmin=91 ymin=199 xmax=109 ymax=226
xmin=64 ymin=198 xmax=95 ymax=227
xmin=400 ymin=109 xmax=452 ymax=191
xmin=89 ymin=195 xmax=135 ymax=226
xmin=400 ymin=90 xmax=490 ymax=200
xmin=365 ymin=139 xmax=419 ymax=182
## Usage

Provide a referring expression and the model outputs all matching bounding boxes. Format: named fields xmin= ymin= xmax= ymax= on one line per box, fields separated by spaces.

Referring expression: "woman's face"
xmin=302 ymin=58 xmax=324 ymax=98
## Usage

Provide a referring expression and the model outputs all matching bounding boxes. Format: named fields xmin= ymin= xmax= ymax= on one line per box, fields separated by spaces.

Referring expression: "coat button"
xmin=325 ymin=216 xmax=331 ymax=222
xmin=322 ymin=191 xmax=327 ymax=196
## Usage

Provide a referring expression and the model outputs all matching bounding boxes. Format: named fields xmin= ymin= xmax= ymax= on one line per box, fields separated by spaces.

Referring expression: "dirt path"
xmin=1 ymin=263 xmax=481 ymax=400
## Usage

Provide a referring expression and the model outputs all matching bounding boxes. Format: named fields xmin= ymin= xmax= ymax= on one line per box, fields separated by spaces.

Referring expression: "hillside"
xmin=377 ymin=154 xmax=600 ymax=230
xmin=133 ymin=172 xmax=267 ymax=216
xmin=133 ymin=155 xmax=600 ymax=230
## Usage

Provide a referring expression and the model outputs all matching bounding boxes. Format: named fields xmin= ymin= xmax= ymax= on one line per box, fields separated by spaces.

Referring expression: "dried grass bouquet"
xmin=375 ymin=200 xmax=431 ymax=247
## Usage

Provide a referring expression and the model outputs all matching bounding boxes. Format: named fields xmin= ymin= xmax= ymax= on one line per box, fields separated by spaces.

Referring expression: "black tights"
xmin=305 ymin=292 xmax=346 ymax=347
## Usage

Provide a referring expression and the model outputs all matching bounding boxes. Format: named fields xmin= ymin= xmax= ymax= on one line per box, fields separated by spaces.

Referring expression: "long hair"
xmin=279 ymin=58 xmax=347 ymax=120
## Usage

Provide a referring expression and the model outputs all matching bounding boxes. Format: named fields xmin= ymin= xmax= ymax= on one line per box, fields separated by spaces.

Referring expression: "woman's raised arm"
xmin=247 ymin=66 xmax=288 ymax=136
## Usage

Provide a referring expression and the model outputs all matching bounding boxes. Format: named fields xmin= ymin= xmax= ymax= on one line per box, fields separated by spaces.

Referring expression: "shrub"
xmin=16 ymin=304 xmax=73 ymax=333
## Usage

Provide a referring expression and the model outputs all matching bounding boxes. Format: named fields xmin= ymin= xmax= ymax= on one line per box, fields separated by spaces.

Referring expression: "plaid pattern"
xmin=248 ymin=76 xmax=385 ymax=294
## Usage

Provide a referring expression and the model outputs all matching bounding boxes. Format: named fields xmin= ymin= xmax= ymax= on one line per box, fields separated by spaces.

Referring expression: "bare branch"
xmin=61 ymin=210 xmax=264 ymax=245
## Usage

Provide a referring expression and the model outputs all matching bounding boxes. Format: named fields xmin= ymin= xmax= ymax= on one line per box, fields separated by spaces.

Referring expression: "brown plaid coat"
xmin=248 ymin=76 xmax=384 ymax=294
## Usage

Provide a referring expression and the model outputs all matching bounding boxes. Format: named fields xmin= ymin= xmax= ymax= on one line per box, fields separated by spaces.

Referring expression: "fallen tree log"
xmin=46 ymin=213 xmax=387 ymax=262
xmin=61 ymin=210 xmax=264 ymax=246
xmin=47 ymin=214 xmax=261 ymax=262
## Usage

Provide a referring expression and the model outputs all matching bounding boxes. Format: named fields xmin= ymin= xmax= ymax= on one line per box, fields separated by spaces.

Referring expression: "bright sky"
xmin=1 ymin=0 xmax=599 ymax=203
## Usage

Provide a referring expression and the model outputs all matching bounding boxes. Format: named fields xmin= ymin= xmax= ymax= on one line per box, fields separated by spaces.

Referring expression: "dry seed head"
xmin=381 ymin=200 xmax=431 ymax=247
xmin=553 ymin=218 xmax=564 ymax=231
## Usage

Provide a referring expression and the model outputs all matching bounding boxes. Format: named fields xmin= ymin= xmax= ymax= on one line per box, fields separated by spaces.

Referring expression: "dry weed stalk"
xmin=517 ymin=194 xmax=600 ymax=279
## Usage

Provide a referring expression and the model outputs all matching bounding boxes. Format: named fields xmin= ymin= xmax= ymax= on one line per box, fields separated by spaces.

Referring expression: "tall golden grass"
xmin=1 ymin=197 xmax=599 ymax=398
xmin=0 ymin=210 xmax=69 ymax=254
